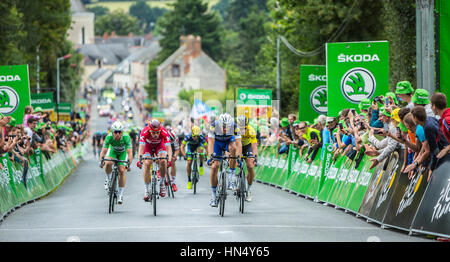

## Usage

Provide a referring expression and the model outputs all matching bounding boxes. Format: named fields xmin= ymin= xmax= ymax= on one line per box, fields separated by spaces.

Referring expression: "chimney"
xmin=194 ymin=36 xmax=202 ymax=56
xmin=180 ymin=35 xmax=186 ymax=47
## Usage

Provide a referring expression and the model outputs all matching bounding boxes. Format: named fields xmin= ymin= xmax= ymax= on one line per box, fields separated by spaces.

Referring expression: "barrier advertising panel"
xmin=366 ymin=153 xmax=401 ymax=223
xmin=326 ymin=41 xmax=389 ymax=117
xmin=345 ymin=156 xmax=376 ymax=213
xmin=298 ymin=65 xmax=327 ymax=122
xmin=382 ymin=166 xmax=429 ymax=232
xmin=411 ymin=155 xmax=450 ymax=238
xmin=357 ymin=158 xmax=389 ymax=218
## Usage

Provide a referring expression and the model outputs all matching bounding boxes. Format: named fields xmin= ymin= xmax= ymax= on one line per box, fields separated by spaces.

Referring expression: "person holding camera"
xmin=367 ymin=108 xmax=400 ymax=169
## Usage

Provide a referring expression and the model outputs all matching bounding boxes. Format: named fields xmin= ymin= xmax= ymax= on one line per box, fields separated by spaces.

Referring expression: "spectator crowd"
xmin=0 ymin=104 xmax=89 ymax=171
xmin=265 ymin=81 xmax=449 ymax=182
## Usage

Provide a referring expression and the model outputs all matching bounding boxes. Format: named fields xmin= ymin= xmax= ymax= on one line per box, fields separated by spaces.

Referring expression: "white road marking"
xmin=0 ymin=224 xmax=379 ymax=232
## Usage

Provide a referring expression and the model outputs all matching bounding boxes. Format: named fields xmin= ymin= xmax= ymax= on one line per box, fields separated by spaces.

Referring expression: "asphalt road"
xmin=0 ymin=95 xmax=434 ymax=242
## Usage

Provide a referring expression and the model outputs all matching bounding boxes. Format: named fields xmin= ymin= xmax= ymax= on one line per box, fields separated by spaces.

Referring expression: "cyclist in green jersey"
xmin=99 ymin=121 xmax=133 ymax=205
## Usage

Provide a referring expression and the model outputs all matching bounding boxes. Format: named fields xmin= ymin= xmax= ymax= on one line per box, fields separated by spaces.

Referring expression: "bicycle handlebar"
xmin=102 ymin=158 xmax=130 ymax=164
xmin=140 ymin=156 xmax=169 ymax=161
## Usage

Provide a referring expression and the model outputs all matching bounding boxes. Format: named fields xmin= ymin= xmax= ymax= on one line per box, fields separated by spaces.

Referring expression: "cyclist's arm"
xmin=208 ymin=137 xmax=215 ymax=158
xmin=99 ymin=136 xmax=110 ymax=160
xmin=125 ymin=136 xmax=133 ymax=166
xmin=251 ymin=142 xmax=258 ymax=159
xmin=180 ymin=141 xmax=186 ymax=156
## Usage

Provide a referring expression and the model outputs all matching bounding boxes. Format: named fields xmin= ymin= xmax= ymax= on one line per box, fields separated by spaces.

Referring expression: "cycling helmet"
xmin=149 ymin=119 xmax=162 ymax=132
xmin=236 ymin=115 xmax=248 ymax=127
xmin=111 ymin=121 xmax=124 ymax=132
xmin=167 ymin=128 xmax=177 ymax=141
xmin=192 ymin=126 xmax=201 ymax=136
xmin=218 ymin=113 xmax=233 ymax=127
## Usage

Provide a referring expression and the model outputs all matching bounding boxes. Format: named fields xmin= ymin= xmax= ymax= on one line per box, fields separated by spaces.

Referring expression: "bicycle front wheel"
xmin=109 ymin=171 xmax=118 ymax=214
xmin=152 ymin=176 xmax=157 ymax=216
xmin=219 ymin=171 xmax=226 ymax=217
xmin=239 ymin=171 xmax=246 ymax=214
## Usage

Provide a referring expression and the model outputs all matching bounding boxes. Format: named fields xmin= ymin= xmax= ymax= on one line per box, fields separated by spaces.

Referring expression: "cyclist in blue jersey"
xmin=206 ymin=113 xmax=242 ymax=207
xmin=180 ymin=126 xmax=208 ymax=189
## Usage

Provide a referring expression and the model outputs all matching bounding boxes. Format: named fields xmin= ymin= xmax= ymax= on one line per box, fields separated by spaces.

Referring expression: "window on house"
xmin=172 ymin=64 xmax=180 ymax=77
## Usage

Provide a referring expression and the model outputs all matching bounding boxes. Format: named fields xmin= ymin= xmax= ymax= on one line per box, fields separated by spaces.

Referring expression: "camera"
xmin=373 ymin=96 xmax=383 ymax=103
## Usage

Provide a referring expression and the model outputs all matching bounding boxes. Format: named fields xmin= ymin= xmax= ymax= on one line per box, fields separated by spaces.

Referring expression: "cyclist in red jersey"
xmin=138 ymin=119 xmax=172 ymax=200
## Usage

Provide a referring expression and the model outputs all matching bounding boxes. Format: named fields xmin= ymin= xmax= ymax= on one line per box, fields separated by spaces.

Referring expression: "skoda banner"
xmin=0 ymin=65 xmax=31 ymax=124
xmin=236 ymin=89 xmax=272 ymax=120
xmin=57 ymin=103 xmax=72 ymax=122
xmin=326 ymin=41 xmax=389 ymax=117
xmin=299 ymin=65 xmax=327 ymax=122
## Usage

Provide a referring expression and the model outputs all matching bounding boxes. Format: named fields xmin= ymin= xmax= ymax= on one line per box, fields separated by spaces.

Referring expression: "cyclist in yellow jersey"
xmin=236 ymin=115 xmax=258 ymax=202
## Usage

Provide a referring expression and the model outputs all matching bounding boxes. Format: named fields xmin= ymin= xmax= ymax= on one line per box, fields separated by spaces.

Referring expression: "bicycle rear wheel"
xmin=166 ymin=171 xmax=174 ymax=198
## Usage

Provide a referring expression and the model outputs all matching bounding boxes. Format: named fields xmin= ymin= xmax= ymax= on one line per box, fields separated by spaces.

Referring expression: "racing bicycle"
xmin=101 ymin=158 xmax=129 ymax=214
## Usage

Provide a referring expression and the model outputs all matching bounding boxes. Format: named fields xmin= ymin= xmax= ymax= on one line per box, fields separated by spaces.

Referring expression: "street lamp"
xmin=57 ymin=54 xmax=72 ymax=122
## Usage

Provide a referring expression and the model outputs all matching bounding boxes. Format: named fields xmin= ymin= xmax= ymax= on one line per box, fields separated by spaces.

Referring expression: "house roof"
xmin=77 ymin=44 xmax=130 ymax=65
xmin=110 ymin=41 xmax=161 ymax=77
xmin=89 ymin=68 xmax=110 ymax=81
xmin=70 ymin=0 xmax=86 ymax=12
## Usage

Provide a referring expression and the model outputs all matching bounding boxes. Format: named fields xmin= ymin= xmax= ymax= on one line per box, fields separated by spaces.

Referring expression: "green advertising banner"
xmin=237 ymin=89 xmax=272 ymax=120
xmin=299 ymin=65 xmax=327 ymax=122
xmin=326 ymin=41 xmax=389 ymax=117
xmin=31 ymin=92 xmax=55 ymax=110
xmin=0 ymin=65 xmax=31 ymax=124
xmin=438 ymin=0 xmax=449 ymax=95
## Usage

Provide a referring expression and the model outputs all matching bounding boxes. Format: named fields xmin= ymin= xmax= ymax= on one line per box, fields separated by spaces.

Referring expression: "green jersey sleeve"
xmin=103 ymin=134 xmax=112 ymax=149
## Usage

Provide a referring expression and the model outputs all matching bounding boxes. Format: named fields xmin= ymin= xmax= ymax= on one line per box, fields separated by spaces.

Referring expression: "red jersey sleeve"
xmin=139 ymin=127 xmax=149 ymax=144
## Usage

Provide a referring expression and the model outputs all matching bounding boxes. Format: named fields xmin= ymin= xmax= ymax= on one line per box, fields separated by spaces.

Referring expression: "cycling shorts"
xmin=186 ymin=144 xmax=205 ymax=160
xmin=213 ymin=137 xmax=235 ymax=157
xmin=242 ymin=144 xmax=254 ymax=158
xmin=143 ymin=142 xmax=167 ymax=157
xmin=106 ymin=148 xmax=128 ymax=166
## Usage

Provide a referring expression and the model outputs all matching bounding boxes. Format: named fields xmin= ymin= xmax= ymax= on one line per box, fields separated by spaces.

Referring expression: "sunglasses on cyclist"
xmin=150 ymin=131 xmax=161 ymax=134
xmin=113 ymin=131 xmax=122 ymax=134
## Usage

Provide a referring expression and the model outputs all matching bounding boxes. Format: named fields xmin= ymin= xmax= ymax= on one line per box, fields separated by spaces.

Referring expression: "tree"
xmin=157 ymin=0 xmax=224 ymax=61
xmin=129 ymin=0 xmax=167 ymax=33
xmin=87 ymin=6 xmax=109 ymax=17
xmin=255 ymin=0 xmax=384 ymax=115
xmin=95 ymin=10 xmax=142 ymax=36
xmin=382 ymin=0 xmax=416 ymax=90
xmin=0 ymin=0 xmax=26 ymax=66
xmin=146 ymin=0 xmax=225 ymax=101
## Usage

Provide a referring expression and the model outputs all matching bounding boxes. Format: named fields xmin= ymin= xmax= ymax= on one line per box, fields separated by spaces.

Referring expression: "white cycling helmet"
xmin=111 ymin=121 xmax=124 ymax=132
xmin=218 ymin=113 xmax=233 ymax=127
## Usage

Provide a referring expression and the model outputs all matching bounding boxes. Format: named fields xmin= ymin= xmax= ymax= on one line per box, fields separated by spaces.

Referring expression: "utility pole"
xmin=276 ymin=36 xmax=281 ymax=111
xmin=416 ymin=0 xmax=435 ymax=93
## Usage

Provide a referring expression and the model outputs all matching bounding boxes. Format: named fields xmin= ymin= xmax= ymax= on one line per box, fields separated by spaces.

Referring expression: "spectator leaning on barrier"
xmin=412 ymin=89 xmax=436 ymax=118
xmin=278 ymin=117 xmax=293 ymax=154
xmin=367 ymin=107 xmax=399 ymax=169
xmin=405 ymin=106 xmax=448 ymax=181
xmin=295 ymin=121 xmax=322 ymax=163
xmin=395 ymin=80 xmax=415 ymax=108
xmin=430 ymin=92 xmax=450 ymax=159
